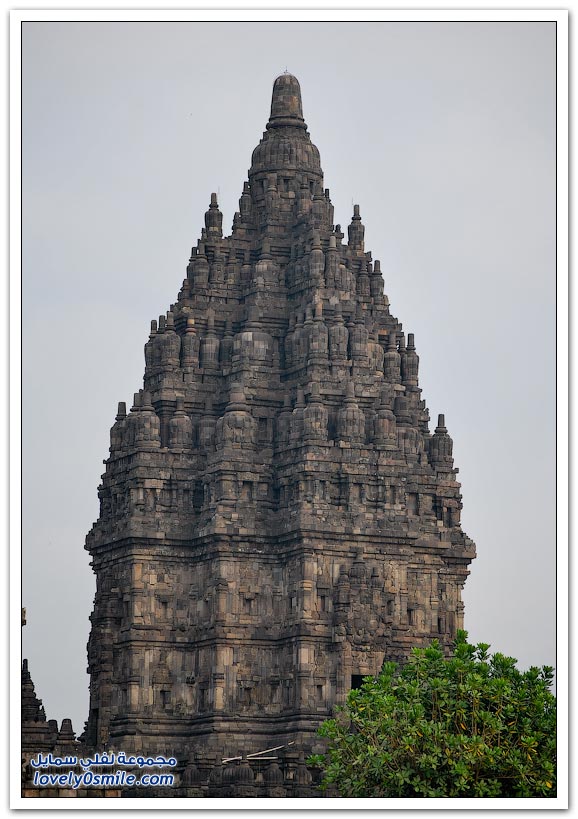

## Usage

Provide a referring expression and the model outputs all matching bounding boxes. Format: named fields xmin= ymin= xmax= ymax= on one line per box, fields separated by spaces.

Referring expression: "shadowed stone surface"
xmin=82 ymin=73 xmax=476 ymax=795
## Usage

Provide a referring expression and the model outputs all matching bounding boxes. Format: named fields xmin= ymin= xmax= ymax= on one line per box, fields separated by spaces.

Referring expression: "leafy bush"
xmin=309 ymin=632 xmax=556 ymax=797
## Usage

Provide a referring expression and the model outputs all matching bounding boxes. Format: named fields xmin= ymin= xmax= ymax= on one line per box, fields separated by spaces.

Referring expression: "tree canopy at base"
xmin=309 ymin=632 xmax=556 ymax=798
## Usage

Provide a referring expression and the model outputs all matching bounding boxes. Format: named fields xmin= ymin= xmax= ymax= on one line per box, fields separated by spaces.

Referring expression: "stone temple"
xmin=81 ymin=74 xmax=475 ymax=795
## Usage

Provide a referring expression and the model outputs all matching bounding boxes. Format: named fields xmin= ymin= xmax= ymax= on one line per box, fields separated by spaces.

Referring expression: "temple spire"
xmin=205 ymin=192 xmax=223 ymax=239
xmin=83 ymin=73 xmax=476 ymax=792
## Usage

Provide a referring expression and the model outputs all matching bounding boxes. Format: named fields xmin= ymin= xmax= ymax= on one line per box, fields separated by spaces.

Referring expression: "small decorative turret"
xmin=324 ymin=234 xmax=339 ymax=288
xmin=290 ymin=387 xmax=306 ymax=443
xmin=429 ymin=414 xmax=454 ymax=471
xmin=373 ymin=388 xmax=397 ymax=449
xmin=255 ymin=237 xmax=279 ymax=286
xmin=201 ymin=311 xmax=220 ymax=369
xmin=350 ymin=303 xmax=369 ymax=364
xmin=337 ymin=381 xmax=365 ymax=443
xmin=284 ymin=313 xmax=296 ymax=368
xmin=309 ymin=230 xmax=324 ymax=285
xmin=189 ymin=242 xmax=209 ymax=289
xmin=233 ymin=758 xmax=255 ymax=785
xmin=383 ymin=331 xmax=401 ymax=383
xmin=350 ymin=547 xmax=367 ymax=584
xmin=276 ymin=394 xmax=293 ymax=448
xmin=265 ymin=761 xmax=285 ymax=787
xmin=198 ymin=396 xmax=217 ymax=451
xmin=293 ymin=310 xmax=305 ymax=363
xmin=226 ymin=246 xmax=239 ymax=285
xmin=302 ymin=305 xmax=314 ymax=358
xmin=241 ymin=257 xmax=252 ymax=287
xmin=263 ymin=175 xmax=279 ymax=221
xmin=234 ymin=305 xmax=273 ymax=365
xmin=401 ymin=332 xmax=420 ymax=387
xmin=341 ymin=258 xmax=355 ymax=294
xmin=56 ymin=718 xmax=77 ymax=751
xmin=297 ymin=180 xmax=312 ymax=218
xmin=181 ymin=318 xmax=200 ymax=369
xmin=220 ymin=318 xmax=234 ymax=366
xmin=144 ymin=319 xmax=157 ymax=370
xmin=135 ymin=390 xmax=161 ymax=448
xmin=205 ymin=192 xmax=223 ymax=239
xmin=311 ymin=183 xmax=326 ymax=229
xmin=308 ymin=301 xmax=328 ymax=362
xmin=169 ymin=396 xmax=193 ymax=450
xmin=336 ymin=564 xmax=351 ymax=605
xmin=110 ymin=401 xmax=127 ymax=452
xmin=364 ymin=396 xmax=378 ymax=444
xmin=123 ymin=391 xmax=142 ymax=449
xmin=295 ymin=753 xmax=312 ymax=789
xmin=368 ymin=330 xmax=385 ymax=375
xmin=329 ymin=303 xmax=349 ymax=361
xmin=399 ymin=424 xmax=421 ymax=462
xmin=348 ymin=204 xmax=365 ymax=252
xmin=21 ymin=659 xmax=47 ymax=723
xmin=159 ymin=311 xmax=181 ymax=367
xmin=303 ymin=381 xmax=328 ymax=442
xmin=357 ymin=258 xmax=370 ymax=297
xmin=325 ymin=186 xmax=335 ymax=227
xmin=231 ymin=211 xmax=242 ymax=234
xmin=371 ymin=258 xmax=385 ymax=299
xmin=182 ymin=758 xmax=203 ymax=788
xmin=209 ymin=248 xmax=225 ymax=285
xmin=393 ymin=394 xmax=412 ymax=426
xmin=208 ymin=765 xmax=223 ymax=788
xmin=239 ymin=181 xmax=252 ymax=222
xmin=215 ymin=383 xmax=257 ymax=450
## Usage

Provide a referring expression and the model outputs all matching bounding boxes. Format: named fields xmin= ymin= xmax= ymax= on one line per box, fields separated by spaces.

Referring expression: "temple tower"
xmin=84 ymin=74 xmax=475 ymax=773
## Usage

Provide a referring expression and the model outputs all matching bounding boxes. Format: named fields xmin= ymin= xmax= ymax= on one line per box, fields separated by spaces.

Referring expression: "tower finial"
xmin=268 ymin=73 xmax=305 ymax=128
xmin=205 ymin=193 xmax=223 ymax=238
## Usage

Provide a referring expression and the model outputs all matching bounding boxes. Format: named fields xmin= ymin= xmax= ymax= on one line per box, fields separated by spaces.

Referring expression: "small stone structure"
xmin=79 ymin=74 xmax=476 ymax=796
xmin=21 ymin=610 xmax=121 ymax=798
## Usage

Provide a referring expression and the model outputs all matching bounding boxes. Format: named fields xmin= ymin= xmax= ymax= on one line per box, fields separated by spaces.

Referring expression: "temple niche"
xmin=83 ymin=73 xmax=476 ymax=796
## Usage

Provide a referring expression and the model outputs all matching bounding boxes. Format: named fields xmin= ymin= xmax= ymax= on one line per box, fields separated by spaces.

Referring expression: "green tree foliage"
xmin=309 ymin=632 xmax=556 ymax=797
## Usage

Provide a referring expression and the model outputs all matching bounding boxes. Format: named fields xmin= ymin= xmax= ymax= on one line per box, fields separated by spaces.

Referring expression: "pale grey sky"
xmin=21 ymin=21 xmax=556 ymax=734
